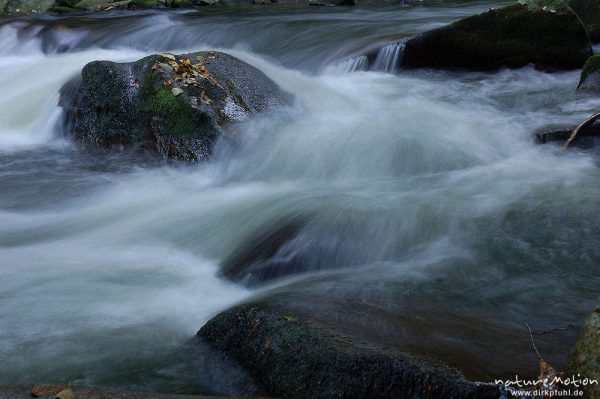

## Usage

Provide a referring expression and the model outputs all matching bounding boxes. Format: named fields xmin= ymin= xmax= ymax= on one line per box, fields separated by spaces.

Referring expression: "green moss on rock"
xmin=198 ymin=304 xmax=502 ymax=398
xmin=401 ymin=4 xmax=592 ymax=71
xmin=578 ymin=55 xmax=600 ymax=90
xmin=60 ymin=51 xmax=291 ymax=162
xmin=568 ymin=299 xmax=600 ymax=399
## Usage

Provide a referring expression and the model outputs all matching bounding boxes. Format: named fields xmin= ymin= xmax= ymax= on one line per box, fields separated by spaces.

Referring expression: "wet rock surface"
xmin=400 ymin=4 xmax=592 ymax=71
xmin=568 ymin=298 xmax=600 ymax=399
xmin=198 ymin=303 xmax=504 ymax=399
xmin=579 ymin=55 xmax=600 ymax=92
xmin=60 ymin=51 xmax=291 ymax=162
xmin=534 ymin=123 xmax=600 ymax=148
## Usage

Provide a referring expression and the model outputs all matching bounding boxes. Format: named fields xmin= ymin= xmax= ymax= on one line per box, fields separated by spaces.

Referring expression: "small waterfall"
xmin=371 ymin=42 xmax=404 ymax=73
xmin=324 ymin=54 xmax=369 ymax=74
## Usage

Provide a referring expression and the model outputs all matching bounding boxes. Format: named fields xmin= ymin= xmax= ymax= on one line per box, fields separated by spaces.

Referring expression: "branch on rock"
xmin=561 ymin=112 xmax=600 ymax=151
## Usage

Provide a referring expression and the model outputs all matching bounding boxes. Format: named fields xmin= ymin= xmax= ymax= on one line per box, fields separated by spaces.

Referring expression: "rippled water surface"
xmin=1 ymin=2 xmax=599 ymax=395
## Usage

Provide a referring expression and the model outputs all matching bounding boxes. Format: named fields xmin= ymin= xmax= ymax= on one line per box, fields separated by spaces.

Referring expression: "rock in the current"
xmin=568 ymin=298 xmax=600 ymax=399
xmin=60 ymin=51 xmax=291 ymax=161
xmin=220 ymin=217 xmax=307 ymax=286
xmin=578 ymin=55 xmax=600 ymax=91
xmin=401 ymin=4 xmax=592 ymax=71
xmin=534 ymin=122 xmax=600 ymax=148
xmin=198 ymin=304 xmax=503 ymax=399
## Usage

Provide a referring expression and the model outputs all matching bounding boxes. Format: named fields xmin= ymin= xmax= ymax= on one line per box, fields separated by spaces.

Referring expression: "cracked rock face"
xmin=60 ymin=51 xmax=292 ymax=162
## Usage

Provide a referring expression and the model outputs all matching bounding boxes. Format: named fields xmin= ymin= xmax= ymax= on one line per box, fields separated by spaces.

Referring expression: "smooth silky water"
xmin=1 ymin=2 xmax=600 ymax=395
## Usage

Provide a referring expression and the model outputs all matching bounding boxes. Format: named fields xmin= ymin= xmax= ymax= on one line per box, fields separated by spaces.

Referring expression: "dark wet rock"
xmin=534 ymin=122 xmax=600 ymax=148
xmin=60 ymin=51 xmax=291 ymax=162
xmin=568 ymin=0 xmax=600 ymax=43
xmin=568 ymin=298 xmax=600 ymax=399
xmin=401 ymin=4 xmax=592 ymax=71
xmin=578 ymin=55 xmax=600 ymax=91
xmin=220 ymin=217 xmax=307 ymax=286
xmin=198 ymin=304 xmax=504 ymax=399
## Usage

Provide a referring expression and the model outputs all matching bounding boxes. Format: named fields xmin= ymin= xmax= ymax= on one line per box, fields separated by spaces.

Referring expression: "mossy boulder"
xmin=60 ymin=51 xmax=291 ymax=162
xmin=401 ymin=4 xmax=592 ymax=71
xmin=568 ymin=298 xmax=600 ymax=399
xmin=198 ymin=304 xmax=503 ymax=398
xmin=578 ymin=55 xmax=600 ymax=91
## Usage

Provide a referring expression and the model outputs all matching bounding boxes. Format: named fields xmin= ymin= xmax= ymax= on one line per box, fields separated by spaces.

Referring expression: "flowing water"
xmin=1 ymin=2 xmax=600 ymax=396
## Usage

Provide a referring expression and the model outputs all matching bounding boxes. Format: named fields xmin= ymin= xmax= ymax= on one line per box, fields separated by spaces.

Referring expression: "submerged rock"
xmin=198 ymin=304 xmax=503 ymax=399
xmin=568 ymin=298 xmax=600 ymax=399
xmin=220 ymin=217 xmax=307 ymax=286
xmin=578 ymin=55 xmax=600 ymax=91
xmin=60 ymin=51 xmax=291 ymax=161
xmin=401 ymin=4 xmax=592 ymax=71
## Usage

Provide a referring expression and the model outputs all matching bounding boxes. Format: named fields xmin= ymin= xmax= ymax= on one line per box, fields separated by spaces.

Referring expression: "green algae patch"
xmin=580 ymin=55 xmax=600 ymax=84
xmin=568 ymin=299 xmax=600 ymax=399
xmin=198 ymin=304 xmax=502 ymax=398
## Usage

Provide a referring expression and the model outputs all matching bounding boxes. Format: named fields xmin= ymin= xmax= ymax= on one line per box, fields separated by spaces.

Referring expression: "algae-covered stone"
xmin=401 ymin=4 xmax=592 ymax=71
xmin=578 ymin=55 xmax=600 ymax=91
xmin=60 ymin=51 xmax=291 ymax=162
xmin=198 ymin=304 xmax=502 ymax=399
xmin=568 ymin=299 xmax=600 ymax=399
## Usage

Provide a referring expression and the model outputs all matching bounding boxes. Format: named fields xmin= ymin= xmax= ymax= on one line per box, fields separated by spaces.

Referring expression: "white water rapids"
xmin=1 ymin=4 xmax=600 ymax=395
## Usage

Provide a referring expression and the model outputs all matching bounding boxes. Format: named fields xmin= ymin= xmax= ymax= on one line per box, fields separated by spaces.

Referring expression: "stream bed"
xmin=1 ymin=2 xmax=600 ymax=396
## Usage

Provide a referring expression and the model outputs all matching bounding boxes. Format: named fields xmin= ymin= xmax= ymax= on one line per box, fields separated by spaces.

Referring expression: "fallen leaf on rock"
xmin=163 ymin=79 xmax=172 ymax=87
xmin=283 ymin=316 xmax=297 ymax=322
xmin=264 ymin=337 xmax=273 ymax=349
xmin=171 ymin=87 xmax=184 ymax=96
xmin=208 ymin=51 xmax=219 ymax=58
xmin=199 ymin=91 xmax=211 ymax=105
xmin=31 ymin=384 xmax=67 ymax=397
xmin=158 ymin=63 xmax=173 ymax=73
xmin=55 ymin=388 xmax=74 ymax=399
xmin=160 ymin=53 xmax=176 ymax=61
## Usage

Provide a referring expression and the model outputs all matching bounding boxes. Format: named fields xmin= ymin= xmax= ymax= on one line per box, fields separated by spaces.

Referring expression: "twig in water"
xmin=525 ymin=322 xmax=542 ymax=360
xmin=561 ymin=112 xmax=600 ymax=151
xmin=531 ymin=325 xmax=575 ymax=335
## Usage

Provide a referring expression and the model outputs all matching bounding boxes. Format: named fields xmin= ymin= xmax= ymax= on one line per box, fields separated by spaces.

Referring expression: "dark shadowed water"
xmin=1 ymin=2 xmax=599 ymax=395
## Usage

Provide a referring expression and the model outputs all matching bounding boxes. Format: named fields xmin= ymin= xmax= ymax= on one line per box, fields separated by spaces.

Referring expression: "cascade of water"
xmin=323 ymin=54 xmax=369 ymax=74
xmin=371 ymin=42 xmax=404 ymax=73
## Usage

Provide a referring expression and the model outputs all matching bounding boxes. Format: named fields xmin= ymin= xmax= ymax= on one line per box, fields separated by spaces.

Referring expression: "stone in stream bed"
xmin=399 ymin=4 xmax=592 ymax=71
xmin=60 ymin=51 xmax=292 ymax=162
xmin=578 ymin=55 xmax=600 ymax=92
xmin=568 ymin=298 xmax=600 ymax=399
xmin=220 ymin=216 xmax=308 ymax=286
xmin=198 ymin=304 xmax=504 ymax=399
xmin=534 ymin=122 xmax=600 ymax=148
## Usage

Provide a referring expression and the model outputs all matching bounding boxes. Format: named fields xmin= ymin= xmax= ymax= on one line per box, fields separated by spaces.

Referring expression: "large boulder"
xmin=568 ymin=298 xmax=600 ymax=399
xmin=198 ymin=304 xmax=503 ymax=399
xmin=578 ymin=55 xmax=600 ymax=91
xmin=60 ymin=51 xmax=291 ymax=161
xmin=401 ymin=4 xmax=592 ymax=71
